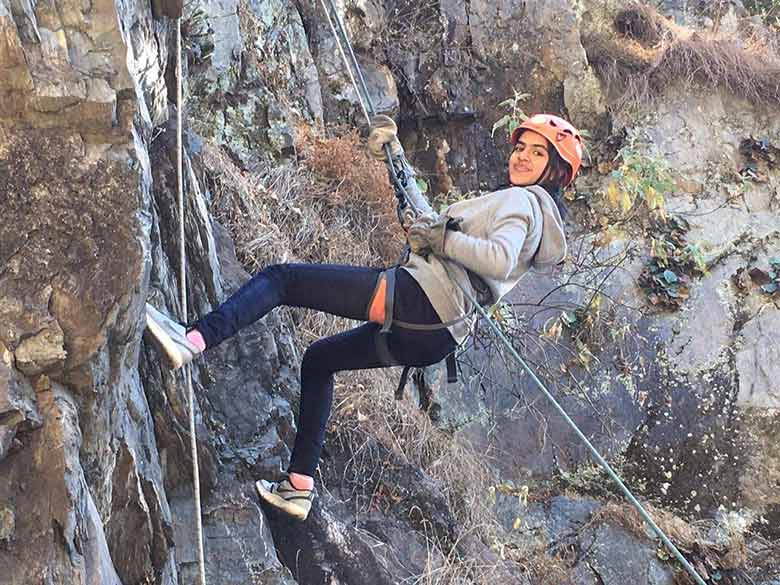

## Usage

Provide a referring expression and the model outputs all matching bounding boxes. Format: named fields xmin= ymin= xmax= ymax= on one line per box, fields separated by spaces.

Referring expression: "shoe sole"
xmin=255 ymin=481 xmax=309 ymax=521
xmin=145 ymin=308 xmax=186 ymax=370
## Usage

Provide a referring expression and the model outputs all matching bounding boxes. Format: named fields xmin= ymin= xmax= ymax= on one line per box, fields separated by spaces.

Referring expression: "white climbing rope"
xmin=318 ymin=0 xmax=373 ymax=122
xmin=319 ymin=2 xmax=708 ymax=584
xmin=176 ymin=17 xmax=208 ymax=585
xmin=319 ymin=0 xmax=429 ymax=216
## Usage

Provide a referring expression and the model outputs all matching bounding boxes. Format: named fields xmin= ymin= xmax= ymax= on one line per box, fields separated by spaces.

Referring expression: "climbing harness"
xmin=176 ymin=17 xmax=208 ymax=585
xmin=319 ymin=2 xmax=708 ymax=584
xmin=366 ymin=265 xmax=471 ymax=397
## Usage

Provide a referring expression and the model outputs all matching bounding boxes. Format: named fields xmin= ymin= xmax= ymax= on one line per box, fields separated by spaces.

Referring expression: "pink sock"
xmin=186 ymin=329 xmax=206 ymax=352
xmin=288 ymin=473 xmax=314 ymax=490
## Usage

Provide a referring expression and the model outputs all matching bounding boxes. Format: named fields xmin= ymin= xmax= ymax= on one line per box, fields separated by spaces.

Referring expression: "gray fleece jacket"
xmin=401 ymin=185 xmax=567 ymax=343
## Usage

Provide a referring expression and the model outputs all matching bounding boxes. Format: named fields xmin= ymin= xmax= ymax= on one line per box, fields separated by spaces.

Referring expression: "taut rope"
xmin=176 ymin=17 xmax=208 ymax=585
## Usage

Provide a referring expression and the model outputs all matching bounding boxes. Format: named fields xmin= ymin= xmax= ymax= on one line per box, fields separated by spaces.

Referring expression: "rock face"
xmin=496 ymin=494 xmax=675 ymax=585
xmin=1 ymin=1 xmax=169 ymax=582
xmin=0 ymin=0 xmax=297 ymax=583
xmin=186 ymin=0 xmax=322 ymax=169
xmin=1 ymin=0 xmax=779 ymax=584
xmin=1 ymin=385 xmax=125 ymax=584
xmin=736 ymin=310 xmax=780 ymax=409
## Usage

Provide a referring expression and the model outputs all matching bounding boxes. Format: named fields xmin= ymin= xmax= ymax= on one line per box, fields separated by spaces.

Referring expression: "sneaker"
xmin=255 ymin=477 xmax=314 ymax=521
xmin=144 ymin=303 xmax=202 ymax=370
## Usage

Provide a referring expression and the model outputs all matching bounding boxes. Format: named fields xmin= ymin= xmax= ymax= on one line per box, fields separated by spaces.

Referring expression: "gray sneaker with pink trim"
xmin=255 ymin=477 xmax=314 ymax=521
xmin=145 ymin=303 xmax=202 ymax=370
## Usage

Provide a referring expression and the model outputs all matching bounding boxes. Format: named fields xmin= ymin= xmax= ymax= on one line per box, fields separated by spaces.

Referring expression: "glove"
xmin=400 ymin=208 xmax=417 ymax=233
xmin=367 ymin=114 xmax=403 ymax=161
xmin=407 ymin=212 xmax=462 ymax=258
xmin=407 ymin=212 xmax=437 ymax=256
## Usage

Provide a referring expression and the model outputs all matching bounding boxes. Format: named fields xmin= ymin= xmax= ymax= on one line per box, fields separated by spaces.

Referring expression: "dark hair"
xmin=541 ymin=185 xmax=568 ymax=220
xmin=539 ymin=146 xmax=572 ymax=219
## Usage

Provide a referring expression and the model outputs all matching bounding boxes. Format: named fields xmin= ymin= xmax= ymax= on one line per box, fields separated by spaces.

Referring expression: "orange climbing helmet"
xmin=510 ymin=114 xmax=584 ymax=186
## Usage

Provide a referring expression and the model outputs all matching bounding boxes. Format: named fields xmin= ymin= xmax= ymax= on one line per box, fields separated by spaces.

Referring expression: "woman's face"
xmin=508 ymin=130 xmax=550 ymax=186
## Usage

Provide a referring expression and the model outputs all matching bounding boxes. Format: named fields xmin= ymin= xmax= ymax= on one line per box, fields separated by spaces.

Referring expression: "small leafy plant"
xmin=491 ymin=89 xmax=531 ymax=139
xmin=603 ymin=129 xmax=675 ymax=217
xmin=640 ymin=216 xmax=709 ymax=308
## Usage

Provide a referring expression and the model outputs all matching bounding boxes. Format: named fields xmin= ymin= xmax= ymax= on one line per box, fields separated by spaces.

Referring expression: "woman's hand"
xmin=367 ymin=114 xmax=403 ymax=160
xmin=407 ymin=212 xmax=437 ymax=256
xmin=407 ymin=212 xmax=462 ymax=258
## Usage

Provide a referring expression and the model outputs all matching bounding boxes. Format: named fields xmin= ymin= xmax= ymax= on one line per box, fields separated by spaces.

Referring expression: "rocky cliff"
xmin=1 ymin=1 xmax=778 ymax=584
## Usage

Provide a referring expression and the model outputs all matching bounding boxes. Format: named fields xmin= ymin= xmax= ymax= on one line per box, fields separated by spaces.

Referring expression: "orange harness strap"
xmin=368 ymin=273 xmax=387 ymax=324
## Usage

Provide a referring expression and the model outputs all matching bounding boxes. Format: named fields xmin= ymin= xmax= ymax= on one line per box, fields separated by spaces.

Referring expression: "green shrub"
xmin=603 ymin=129 xmax=675 ymax=218
xmin=640 ymin=216 xmax=708 ymax=308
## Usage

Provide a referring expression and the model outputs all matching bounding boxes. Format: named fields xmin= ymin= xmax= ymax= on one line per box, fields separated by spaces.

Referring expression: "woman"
xmin=145 ymin=113 xmax=583 ymax=521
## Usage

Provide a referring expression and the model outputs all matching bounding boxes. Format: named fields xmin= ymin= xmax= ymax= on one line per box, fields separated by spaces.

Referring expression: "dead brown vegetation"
xmin=506 ymin=542 xmax=574 ymax=585
xmin=614 ymin=3 xmax=666 ymax=45
xmin=590 ymin=501 xmax=699 ymax=547
xmin=585 ymin=2 xmax=780 ymax=110
xmin=297 ymin=128 xmax=405 ymax=264
xmin=205 ymin=126 xmax=403 ymax=272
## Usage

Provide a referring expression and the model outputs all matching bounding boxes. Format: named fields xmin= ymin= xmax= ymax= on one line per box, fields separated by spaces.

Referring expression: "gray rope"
xmin=319 ymin=2 xmax=707 ymax=582
xmin=318 ymin=0 xmax=372 ymax=123
xmin=330 ymin=5 xmax=375 ymax=119
xmin=177 ymin=18 xmax=208 ymax=585
xmin=449 ymin=269 xmax=707 ymax=585
xmin=317 ymin=0 xmax=418 ymax=207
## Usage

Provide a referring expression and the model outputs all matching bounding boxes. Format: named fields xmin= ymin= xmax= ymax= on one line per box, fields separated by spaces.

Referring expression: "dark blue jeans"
xmin=193 ymin=264 xmax=456 ymax=476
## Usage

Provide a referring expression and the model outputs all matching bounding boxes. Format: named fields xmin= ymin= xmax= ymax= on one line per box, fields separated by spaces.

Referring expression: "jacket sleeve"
xmin=442 ymin=207 xmax=531 ymax=280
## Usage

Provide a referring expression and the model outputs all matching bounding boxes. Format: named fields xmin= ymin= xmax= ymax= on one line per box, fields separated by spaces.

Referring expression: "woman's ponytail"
xmin=539 ymin=147 xmax=571 ymax=220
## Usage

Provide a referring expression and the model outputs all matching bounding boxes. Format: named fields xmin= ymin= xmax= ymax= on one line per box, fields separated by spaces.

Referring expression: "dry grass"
xmin=206 ymin=129 xmax=403 ymax=268
xmin=514 ymin=547 xmax=574 ymax=585
xmin=585 ymin=2 xmax=780 ymax=110
xmin=328 ymin=372 xmax=497 ymax=533
xmin=205 ymin=127 xmax=405 ymax=342
xmin=297 ymin=128 xmax=405 ymax=265
xmin=425 ymin=518 xmax=575 ymax=584
xmin=589 ymin=501 xmax=699 ymax=547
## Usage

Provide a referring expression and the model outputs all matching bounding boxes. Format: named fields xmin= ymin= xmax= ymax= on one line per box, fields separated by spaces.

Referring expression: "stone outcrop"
xmin=186 ymin=0 xmax=322 ymax=169
xmin=0 ymin=0 xmax=297 ymax=583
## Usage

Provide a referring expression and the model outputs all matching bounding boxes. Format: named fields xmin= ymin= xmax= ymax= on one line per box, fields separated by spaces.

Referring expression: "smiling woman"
xmin=509 ymin=131 xmax=550 ymax=185
xmin=508 ymin=113 xmax=584 ymax=218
